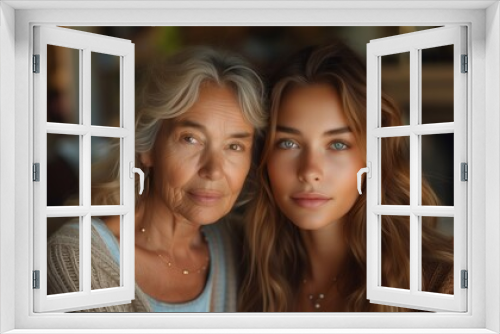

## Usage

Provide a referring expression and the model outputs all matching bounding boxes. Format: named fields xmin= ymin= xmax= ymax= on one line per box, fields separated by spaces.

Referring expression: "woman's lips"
xmin=188 ymin=190 xmax=224 ymax=206
xmin=291 ymin=193 xmax=331 ymax=208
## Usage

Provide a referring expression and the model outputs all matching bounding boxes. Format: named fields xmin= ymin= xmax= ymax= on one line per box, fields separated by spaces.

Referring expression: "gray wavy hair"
xmin=92 ymin=46 xmax=267 ymax=205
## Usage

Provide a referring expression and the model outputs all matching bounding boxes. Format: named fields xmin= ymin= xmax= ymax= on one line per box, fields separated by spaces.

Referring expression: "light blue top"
xmin=90 ymin=218 xmax=230 ymax=312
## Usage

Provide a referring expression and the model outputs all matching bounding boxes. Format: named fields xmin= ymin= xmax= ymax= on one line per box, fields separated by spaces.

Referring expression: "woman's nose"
xmin=199 ymin=150 xmax=224 ymax=181
xmin=297 ymin=148 xmax=323 ymax=183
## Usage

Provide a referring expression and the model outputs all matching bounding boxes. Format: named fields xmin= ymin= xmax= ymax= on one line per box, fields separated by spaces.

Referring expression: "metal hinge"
xmin=461 ymin=163 xmax=468 ymax=181
xmin=33 ymin=163 xmax=40 ymax=182
xmin=461 ymin=270 xmax=468 ymax=289
xmin=33 ymin=270 xmax=40 ymax=289
xmin=33 ymin=54 xmax=40 ymax=73
xmin=461 ymin=54 xmax=468 ymax=73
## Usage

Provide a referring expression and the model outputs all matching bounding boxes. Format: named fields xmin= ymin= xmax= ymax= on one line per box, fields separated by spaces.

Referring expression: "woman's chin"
xmin=183 ymin=209 xmax=230 ymax=226
xmin=285 ymin=214 xmax=335 ymax=231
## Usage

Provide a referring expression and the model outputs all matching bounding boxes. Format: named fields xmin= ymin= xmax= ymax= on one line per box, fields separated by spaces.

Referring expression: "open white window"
xmin=33 ymin=26 xmax=136 ymax=312
xmin=365 ymin=26 xmax=467 ymax=312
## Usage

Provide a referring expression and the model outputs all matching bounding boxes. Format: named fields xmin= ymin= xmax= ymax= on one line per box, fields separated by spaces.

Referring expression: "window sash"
xmin=366 ymin=26 xmax=468 ymax=312
xmin=32 ymin=25 xmax=135 ymax=313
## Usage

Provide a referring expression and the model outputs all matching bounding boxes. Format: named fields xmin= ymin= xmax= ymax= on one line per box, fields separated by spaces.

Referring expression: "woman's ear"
xmin=139 ymin=151 xmax=154 ymax=168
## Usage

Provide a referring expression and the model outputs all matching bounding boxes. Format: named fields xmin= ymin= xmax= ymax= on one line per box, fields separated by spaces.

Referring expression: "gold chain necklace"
xmin=140 ymin=226 xmax=210 ymax=275
xmin=303 ymin=276 xmax=338 ymax=310
xmin=156 ymin=252 xmax=209 ymax=275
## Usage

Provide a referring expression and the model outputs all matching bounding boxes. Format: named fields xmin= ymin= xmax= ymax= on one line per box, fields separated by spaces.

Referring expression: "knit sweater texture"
xmin=47 ymin=219 xmax=238 ymax=312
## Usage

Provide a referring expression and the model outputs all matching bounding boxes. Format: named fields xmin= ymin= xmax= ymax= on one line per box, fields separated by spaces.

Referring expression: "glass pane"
xmin=381 ymin=52 xmax=410 ymax=127
xmin=91 ymin=52 xmax=121 ymax=127
xmin=47 ymin=45 xmax=80 ymax=124
xmin=91 ymin=137 xmax=121 ymax=205
xmin=381 ymin=215 xmax=410 ymax=290
xmin=421 ymin=45 xmax=454 ymax=124
xmin=421 ymin=216 xmax=454 ymax=294
xmin=381 ymin=136 xmax=410 ymax=205
xmin=47 ymin=134 xmax=80 ymax=206
xmin=47 ymin=217 xmax=80 ymax=295
xmin=92 ymin=216 xmax=121 ymax=290
xmin=421 ymin=134 xmax=454 ymax=206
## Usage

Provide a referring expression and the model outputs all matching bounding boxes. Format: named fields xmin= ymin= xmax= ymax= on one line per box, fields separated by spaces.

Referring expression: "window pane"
xmin=421 ymin=134 xmax=454 ymax=206
xmin=91 ymin=137 xmax=121 ymax=205
xmin=381 ymin=136 xmax=410 ymax=205
xmin=47 ymin=134 xmax=80 ymax=206
xmin=381 ymin=52 xmax=410 ymax=127
xmin=381 ymin=215 xmax=410 ymax=290
xmin=421 ymin=45 xmax=454 ymax=124
xmin=91 ymin=52 xmax=121 ymax=127
xmin=47 ymin=217 xmax=80 ymax=295
xmin=47 ymin=45 xmax=80 ymax=124
xmin=92 ymin=216 xmax=121 ymax=290
xmin=421 ymin=216 xmax=454 ymax=294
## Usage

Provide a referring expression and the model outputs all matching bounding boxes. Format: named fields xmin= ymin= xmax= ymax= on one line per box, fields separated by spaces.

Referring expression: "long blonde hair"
xmin=239 ymin=42 xmax=453 ymax=312
xmin=91 ymin=47 xmax=267 ymax=206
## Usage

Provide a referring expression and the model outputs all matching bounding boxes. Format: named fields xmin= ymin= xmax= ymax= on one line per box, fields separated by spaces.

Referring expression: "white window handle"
xmin=129 ymin=162 xmax=145 ymax=195
xmin=357 ymin=162 xmax=371 ymax=195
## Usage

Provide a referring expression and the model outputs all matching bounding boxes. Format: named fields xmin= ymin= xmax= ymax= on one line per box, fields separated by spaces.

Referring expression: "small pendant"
xmin=182 ymin=270 xmax=189 ymax=275
xmin=141 ymin=227 xmax=146 ymax=233
xmin=318 ymin=294 xmax=325 ymax=299
xmin=314 ymin=303 xmax=321 ymax=309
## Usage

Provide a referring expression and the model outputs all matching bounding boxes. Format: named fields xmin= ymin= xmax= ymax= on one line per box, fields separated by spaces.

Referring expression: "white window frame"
xmin=0 ymin=1 xmax=499 ymax=333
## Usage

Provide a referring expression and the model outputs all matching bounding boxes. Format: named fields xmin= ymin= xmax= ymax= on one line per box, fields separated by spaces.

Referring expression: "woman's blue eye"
xmin=229 ymin=143 xmax=243 ymax=151
xmin=330 ymin=142 xmax=348 ymax=150
xmin=277 ymin=140 xmax=298 ymax=150
xmin=183 ymin=136 xmax=197 ymax=144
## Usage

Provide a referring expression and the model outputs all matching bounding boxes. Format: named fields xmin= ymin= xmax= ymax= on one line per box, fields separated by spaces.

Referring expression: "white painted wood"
xmin=46 ymin=206 xmax=129 ymax=217
xmin=485 ymin=3 xmax=500 ymax=332
xmin=46 ymin=123 xmax=129 ymax=137
xmin=409 ymin=47 xmax=420 ymax=296
xmin=366 ymin=26 xmax=468 ymax=312
xmin=372 ymin=205 xmax=455 ymax=217
xmin=0 ymin=2 xmax=17 ymax=333
xmin=33 ymin=26 xmax=134 ymax=313
xmin=372 ymin=123 xmax=454 ymax=137
xmin=3 ymin=0 xmax=497 ymax=10
xmin=6 ymin=4 xmax=491 ymax=333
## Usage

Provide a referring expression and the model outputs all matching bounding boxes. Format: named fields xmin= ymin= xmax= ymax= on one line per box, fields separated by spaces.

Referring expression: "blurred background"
xmin=46 ymin=26 xmax=454 ymax=233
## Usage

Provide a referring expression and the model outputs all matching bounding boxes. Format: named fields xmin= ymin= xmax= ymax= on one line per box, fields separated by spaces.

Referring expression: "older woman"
xmin=47 ymin=47 xmax=266 ymax=312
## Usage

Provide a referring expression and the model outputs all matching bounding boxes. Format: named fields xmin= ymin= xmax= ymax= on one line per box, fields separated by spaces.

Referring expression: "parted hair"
xmin=238 ymin=42 xmax=454 ymax=312
xmin=91 ymin=46 xmax=267 ymax=206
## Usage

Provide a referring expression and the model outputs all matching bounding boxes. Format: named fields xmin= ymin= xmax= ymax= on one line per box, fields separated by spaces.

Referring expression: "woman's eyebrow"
xmin=177 ymin=119 xmax=205 ymax=131
xmin=324 ymin=126 xmax=351 ymax=136
xmin=276 ymin=125 xmax=351 ymax=136
xmin=177 ymin=119 xmax=252 ymax=139
xmin=276 ymin=125 xmax=301 ymax=135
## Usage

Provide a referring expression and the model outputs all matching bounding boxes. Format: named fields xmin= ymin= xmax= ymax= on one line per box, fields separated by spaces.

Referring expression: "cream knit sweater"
xmin=47 ymin=219 xmax=238 ymax=312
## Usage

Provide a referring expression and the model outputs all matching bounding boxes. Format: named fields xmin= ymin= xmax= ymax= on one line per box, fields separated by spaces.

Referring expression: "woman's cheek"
xmin=267 ymin=156 xmax=290 ymax=196
xmin=230 ymin=155 xmax=252 ymax=190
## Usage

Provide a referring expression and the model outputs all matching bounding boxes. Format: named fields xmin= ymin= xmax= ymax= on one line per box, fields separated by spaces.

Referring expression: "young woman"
xmin=239 ymin=42 xmax=454 ymax=312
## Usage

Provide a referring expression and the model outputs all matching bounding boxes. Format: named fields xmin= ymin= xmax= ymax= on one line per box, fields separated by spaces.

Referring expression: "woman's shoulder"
xmin=423 ymin=261 xmax=454 ymax=294
xmin=203 ymin=213 xmax=243 ymax=244
xmin=48 ymin=220 xmax=80 ymax=247
xmin=48 ymin=218 xmax=110 ymax=247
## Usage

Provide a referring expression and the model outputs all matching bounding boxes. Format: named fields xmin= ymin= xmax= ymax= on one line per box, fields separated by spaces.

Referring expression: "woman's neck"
xmin=299 ymin=219 xmax=347 ymax=285
xmin=134 ymin=194 xmax=205 ymax=254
